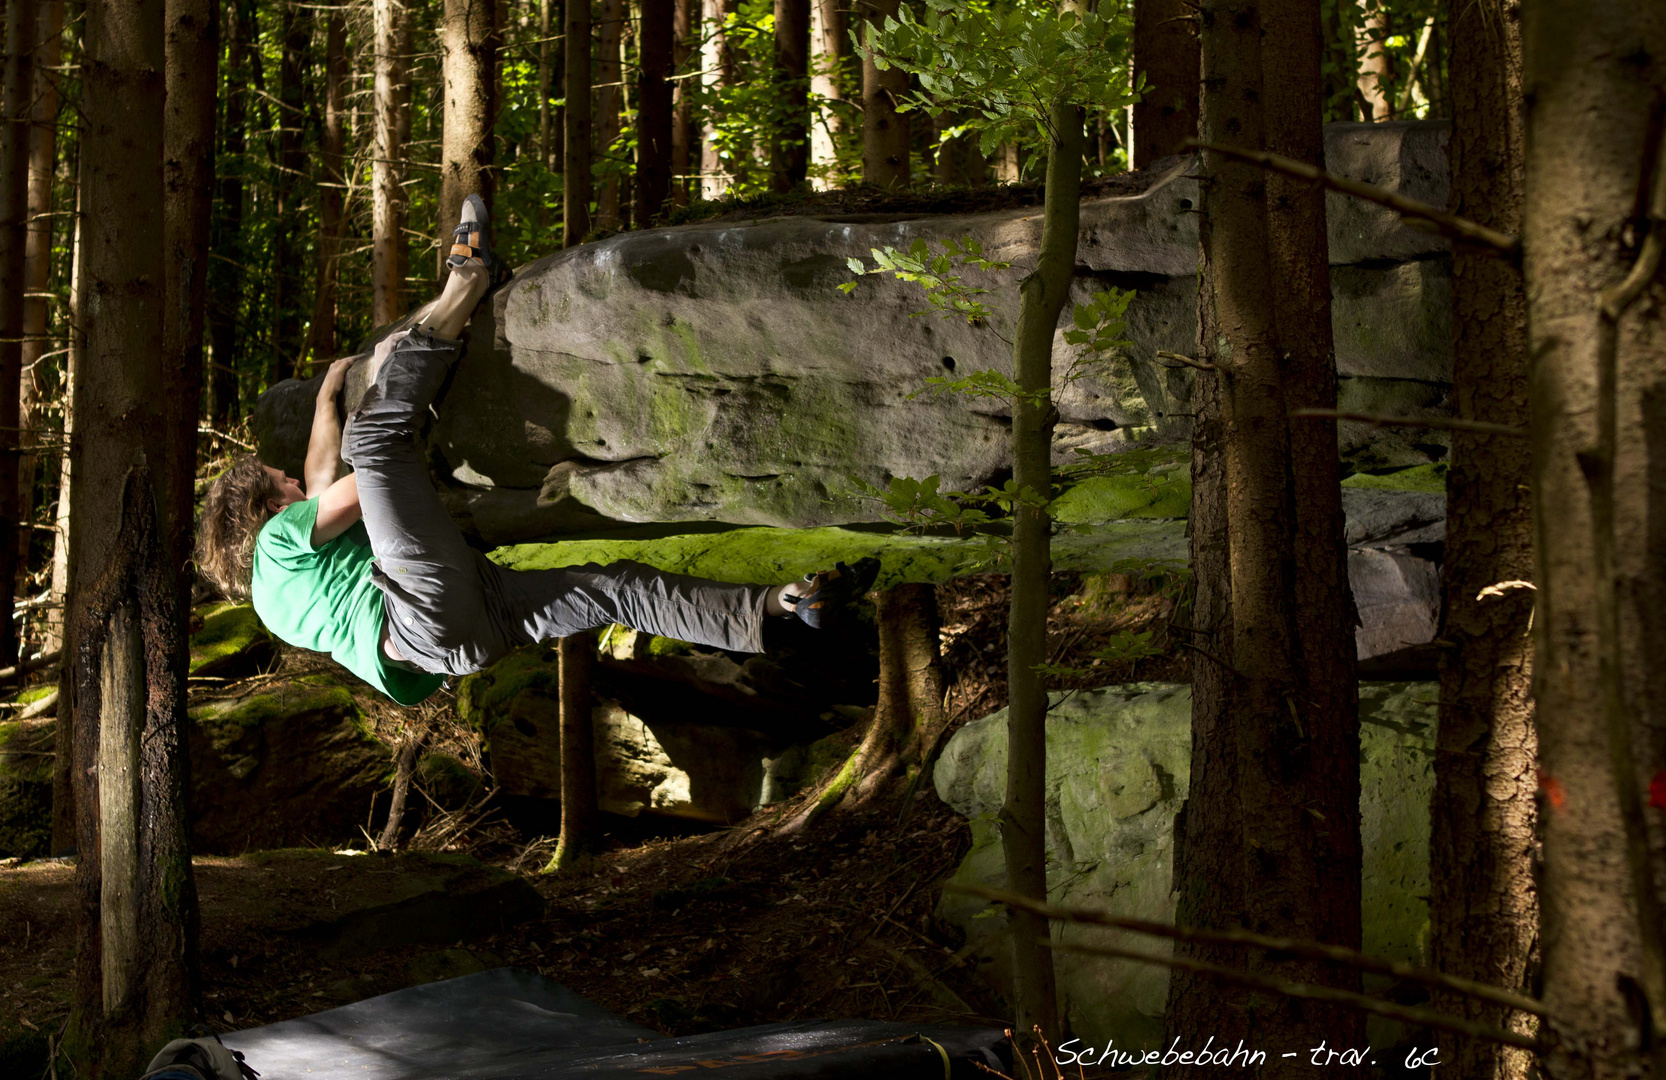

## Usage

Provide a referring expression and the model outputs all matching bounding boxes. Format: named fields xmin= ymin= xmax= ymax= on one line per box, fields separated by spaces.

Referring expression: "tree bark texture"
xmin=68 ymin=0 xmax=200 ymax=1068
xmin=539 ymin=0 xmax=555 ymax=169
xmin=563 ymin=0 xmax=592 ymax=244
xmin=1522 ymin=2 xmax=1666 ymax=1077
xmin=440 ymin=0 xmax=497 ymax=268
xmin=769 ymin=0 xmax=809 ymax=192
xmin=18 ymin=0 xmax=64 ymax=580
xmin=207 ymin=0 xmax=248 ymax=425
xmin=636 ymin=0 xmax=674 ymax=223
xmin=858 ymin=0 xmax=906 ymax=188
xmin=164 ymin=0 xmax=215 ymax=462
xmin=373 ymin=0 xmax=409 ymax=324
xmin=698 ymin=0 xmax=736 ymax=198
xmin=273 ymin=4 xmax=307 ymax=378
xmin=0 ymin=0 xmax=38 ymax=669
xmin=1428 ymin=1 xmax=1537 ymax=1076
xmin=307 ymin=2 xmax=346 ymax=364
xmin=46 ymin=163 xmax=79 ymax=856
xmin=552 ymin=636 xmax=600 ymax=868
xmin=1131 ymin=0 xmax=1198 ymax=168
xmin=807 ymin=0 xmax=844 ymax=189
xmin=1165 ymin=0 xmax=1362 ymax=1073
xmin=999 ymin=98 xmax=1082 ymax=1046
xmin=671 ymin=0 xmax=694 ymax=206
xmin=595 ymin=0 xmax=625 ymax=230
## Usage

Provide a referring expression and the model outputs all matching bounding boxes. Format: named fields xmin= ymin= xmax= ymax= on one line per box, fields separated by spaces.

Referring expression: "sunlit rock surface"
xmin=255 ymin=121 xmax=1452 ymax=546
xmin=934 ymin=682 xmax=1435 ymax=1050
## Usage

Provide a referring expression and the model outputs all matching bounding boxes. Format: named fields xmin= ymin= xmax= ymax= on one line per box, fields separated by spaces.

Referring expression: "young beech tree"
xmin=857 ymin=0 xmax=1134 ymax=1039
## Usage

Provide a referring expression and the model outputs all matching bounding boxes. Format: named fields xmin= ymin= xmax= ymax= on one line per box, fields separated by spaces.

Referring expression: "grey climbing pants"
xmin=340 ymin=329 xmax=770 ymax=676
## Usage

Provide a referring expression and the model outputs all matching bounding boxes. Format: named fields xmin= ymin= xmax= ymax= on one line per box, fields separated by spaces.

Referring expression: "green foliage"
xmin=839 ymin=236 xmax=1011 ymax=326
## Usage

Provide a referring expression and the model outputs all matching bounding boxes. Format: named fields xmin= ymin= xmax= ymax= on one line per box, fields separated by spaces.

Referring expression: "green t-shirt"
xmin=250 ymin=498 xmax=446 ymax=706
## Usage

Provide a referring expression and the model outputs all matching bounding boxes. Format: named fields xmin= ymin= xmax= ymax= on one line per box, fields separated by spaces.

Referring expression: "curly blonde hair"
xmin=196 ymin=454 xmax=279 ymax=600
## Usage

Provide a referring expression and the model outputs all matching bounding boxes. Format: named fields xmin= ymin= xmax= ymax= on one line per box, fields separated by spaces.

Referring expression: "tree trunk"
xmin=378 ymin=730 xmax=426 ymax=850
xmin=207 ymin=0 xmax=247 ymax=426
xmin=858 ymin=0 xmax=906 ymax=188
xmin=670 ymin=0 xmax=693 ymax=206
xmin=1165 ymin=0 xmax=1361 ymax=1073
xmin=67 ymin=0 xmax=200 ymax=1069
xmin=1522 ymin=2 xmax=1666 ymax=1077
xmin=595 ymin=0 xmax=624 ymax=230
xmin=636 ymin=0 xmax=673 ymax=222
xmin=1428 ymin=1 xmax=1537 ymax=1076
xmin=0 ymin=0 xmax=38 ymax=670
xmin=165 ymin=0 xmax=215 ymax=436
xmin=373 ymin=0 xmax=408 ymax=324
xmin=550 ymin=635 xmax=600 ymax=869
xmin=273 ymin=3 xmax=308 ymax=379
xmin=307 ymin=2 xmax=346 ymax=365
xmin=539 ymin=0 xmax=553 ymax=168
xmin=46 ymin=157 xmax=79 ymax=857
xmin=440 ymin=0 xmax=497 ymax=268
xmin=807 ymin=0 xmax=844 ymax=190
xmin=563 ymin=0 xmax=592 ymax=244
xmin=698 ymin=0 xmax=735 ymax=198
xmin=1131 ymin=0 xmax=1197 ymax=168
xmin=18 ymin=0 xmax=64 ymax=587
xmin=769 ymin=0 xmax=809 ymax=192
xmin=1355 ymin=0 xmax=1390 ymax=120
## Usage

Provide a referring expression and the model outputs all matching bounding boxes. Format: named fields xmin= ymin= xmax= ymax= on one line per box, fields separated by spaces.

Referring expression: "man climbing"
xmin=197 ymin=196 xmax=878 ymax=705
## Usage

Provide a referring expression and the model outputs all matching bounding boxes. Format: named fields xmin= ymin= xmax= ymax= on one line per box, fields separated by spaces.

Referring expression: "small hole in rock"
xmin=1178 ymin=198 xmax=1193 ymax=210
xmin=941 ymin=356 xmax=957 ymax=372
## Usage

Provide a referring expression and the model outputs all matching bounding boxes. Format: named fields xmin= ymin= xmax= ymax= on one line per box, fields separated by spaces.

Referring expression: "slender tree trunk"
xmin=1165 ymin=0 xmax=1361 ymax=1073
xmin=858 ymin=0 xmax=906 ymax=188
xmin=594 ymin=0 xmax=624 ymax=229
xmin=698 ymin=0 xmax=734 ymax=198
xmin=671 ymin=0 xmax=693 ymax=206
xmin=1355 ymin=0 xmax=1390 ymax=120
xmin=307 ymin=2 xmax=346 ymax=364
xmin=550 ymin=635 xmax=600 ymax=869
xmin=1428 ymin=1 xmax=1536 ymax=1077
xmin=439 ymin=0 xmax=497 ymax=266
xmin=274 ymin=3 xmax=308 ymax=379
xmin=769 ymin=0 xmax=809 ymax=192
xmin=166 ymin=0 xmax=215 ymax=446
xmin=1131 ymin=0 xmax=1198 ymax=168
xmin=807 ymin=0 xmax=843 ymax=190
xmin=563 ymin=0 xmax=592 ymax=244
xmin=636 ymin=0 xmax=673 ymax=222
xmin=539 ymin=0 xmax=552 ymax=166
xmin=0 ymin=0 xmax=37 ymax=669
xmin=378 ymin=730 xmax=426 ymax=849
xmin=67 ymin=0 xmax=200 ymax=1069
xmin=373 ymin=0 xmax=408 ymax=324
xmin=208 ymin=0 xmax=247 ymax=426
xmin=46 ymin=156 xmax=79 ymax=856
xmin=1522 ymin=2 xmax=1666 ymax=1077
xmin=18 ymin=0 xmax=64 ymax=587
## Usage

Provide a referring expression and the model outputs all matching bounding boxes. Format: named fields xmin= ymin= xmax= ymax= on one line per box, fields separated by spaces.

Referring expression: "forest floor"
xmin=0 ymin=570 xmax=1183 ymax=1077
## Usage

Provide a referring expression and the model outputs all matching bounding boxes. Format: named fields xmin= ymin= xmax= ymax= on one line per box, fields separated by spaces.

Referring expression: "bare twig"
xmin=1153 ymin=350 xmax=1217 ymax=372
xmin=1291 ymin=407 xmax=1527 ymax=437
xmin=0 ymin=649 xmax=61 ymax=682
xmin=1187 ymin=138 xmax=1520 ymax=256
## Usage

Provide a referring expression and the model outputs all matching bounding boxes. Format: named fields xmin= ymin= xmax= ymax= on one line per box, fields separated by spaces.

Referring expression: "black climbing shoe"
xmin=785 ymin=557 xmax=881 ymax=629
xmin=447 ymin=193 xmax=512 ymax=290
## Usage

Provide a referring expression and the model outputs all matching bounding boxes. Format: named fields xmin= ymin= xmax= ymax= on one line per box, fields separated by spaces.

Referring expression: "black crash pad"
xmin=225 ymin=967 xmax=1008 ymax=1079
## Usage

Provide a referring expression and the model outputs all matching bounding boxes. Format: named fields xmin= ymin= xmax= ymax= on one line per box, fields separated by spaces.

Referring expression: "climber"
xmin=197 ymin=195 xmax=878 ymax=706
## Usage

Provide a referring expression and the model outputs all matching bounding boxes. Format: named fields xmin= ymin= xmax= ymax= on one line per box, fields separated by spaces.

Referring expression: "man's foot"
xmin=447 ymin=193 xmax=512 ymax=290
xmin=780 ymin=558 xmax=881 ymax=629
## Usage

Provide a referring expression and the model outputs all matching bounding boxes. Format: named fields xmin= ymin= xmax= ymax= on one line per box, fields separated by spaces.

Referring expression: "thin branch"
xmin=1153 ymin=349 xmax=1216 ymax=372
xmin=1291 ymin=407 xmax=1527 ymax=437
xmin=950 ymin=883 xmax=1551 ymax=1018
xmin=1187 ymin=138 xmax=1521 ymax=256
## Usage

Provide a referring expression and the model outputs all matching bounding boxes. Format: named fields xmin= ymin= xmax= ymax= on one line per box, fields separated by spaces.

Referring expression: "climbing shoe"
xmin=785 ymin=557 xmax=881 ymax=629
xmin=447 ymin=193 xmax=512 ymax=290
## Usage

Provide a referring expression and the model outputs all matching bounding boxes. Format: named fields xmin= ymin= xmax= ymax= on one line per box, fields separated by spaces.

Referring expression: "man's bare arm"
xmin=304 ymin=357 xmax=355 ymax=497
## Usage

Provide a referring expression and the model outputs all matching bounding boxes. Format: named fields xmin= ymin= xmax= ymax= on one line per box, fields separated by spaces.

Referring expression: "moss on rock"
xmin=189 ymin=601 xmax=274 ymax=678
xmin=455 ymin=644 xmax=561 ymax=733
xmin=1341 ymin=461 xmax=1449 ymax=493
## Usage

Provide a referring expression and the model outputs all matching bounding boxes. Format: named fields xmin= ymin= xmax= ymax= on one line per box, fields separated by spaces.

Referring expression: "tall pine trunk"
xmin=698 ymin=0 xmax=734 ymax=198
xmin=373 ymin=0 xmax=409 ymax=324
xmin=636 ymin=0 xmax=672 ymax=222
xmin=208 ymin=0 xmax=247 ymax=426
xmin=1165 ymin=0 xmax=1361 ymax=1072
xmin=307 ymin=2 xmax=346 ymax=364
xmin=858 ymin=0 xmax=905 ymax=188
xmin=670 ymin=0 xmax=693 ymax=207
xmin=46 ymin=157 xmax=79 ymax=856
xmin=563 ymin=0 xmax=592 ymax=244
xmin=1130 ymin=0 xmax=1197 ymax=167
xmin=769 ymin=0 xmax=809 ymax=192
xmin=0 ymin=0 xmax=38 ymax=669
xmin=66 ymin=0 xmax=200 ymax=1069
xmin=1522 ymin=2 xmax=1666 ymax=1077
xmin=807 ymin=0 xmax=843 ymax=189
xmin=1428 ymin=0 xmax=1537 ymax=1075
xmin=273 ymin=3 xmax=308 ymax=378
xmin=595 ymin=0 xmax=624 ymax=230
xmin=440 ymin=0 xmax=497 ymax=261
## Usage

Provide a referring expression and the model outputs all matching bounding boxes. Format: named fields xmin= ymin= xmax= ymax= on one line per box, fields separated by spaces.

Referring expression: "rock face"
xmin=933 ymin=682 xmax=1435 ymax=1049
xmin=256 ymin=122 xmax=1452 ymax=547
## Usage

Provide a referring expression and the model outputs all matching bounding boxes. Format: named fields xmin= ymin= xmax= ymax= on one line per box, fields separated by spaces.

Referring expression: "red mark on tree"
xmin=1649 ymin=771 xmax=1666 ymax=809
xmin=1538 ymin=770 xmax=1567 ymax=811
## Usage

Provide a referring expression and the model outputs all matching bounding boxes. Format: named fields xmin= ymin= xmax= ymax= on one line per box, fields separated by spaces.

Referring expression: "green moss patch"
xmin=1051 ymin=469 xmax=1190 ymax=524
xmin=1341 ymin=462 xmax=1449 ymax=493
xmin=190 ymin=601 xmax=273 ymax=676
xmin=455 ymin=644 xmax=560 ymax=732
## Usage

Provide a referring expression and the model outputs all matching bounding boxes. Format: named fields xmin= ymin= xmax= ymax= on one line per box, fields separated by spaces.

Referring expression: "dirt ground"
xmin=0 ymin=570 xmax=1182 ymax=1077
